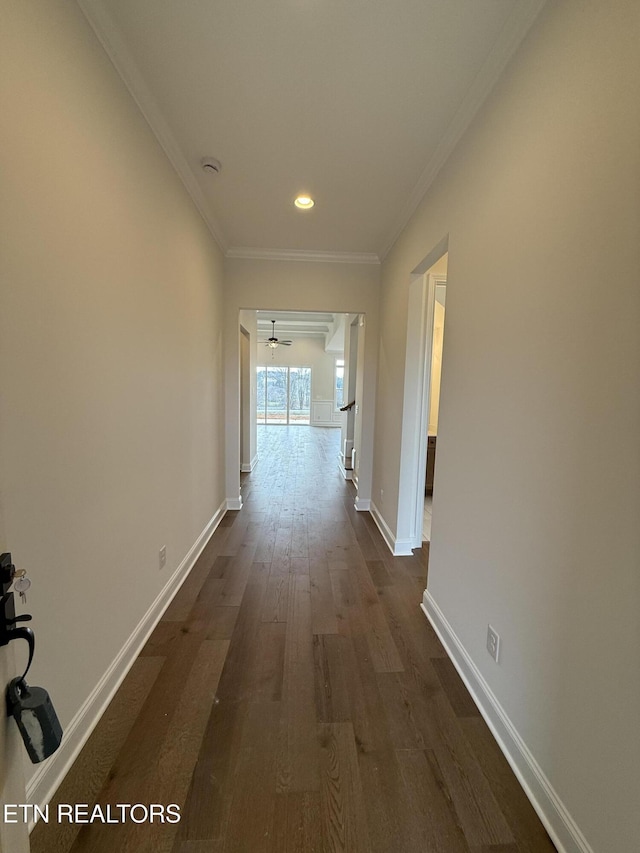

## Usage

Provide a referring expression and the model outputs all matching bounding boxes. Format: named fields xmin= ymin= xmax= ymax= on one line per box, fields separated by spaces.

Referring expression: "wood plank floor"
xmin=31 ymin=426 xmax=556 ymax=853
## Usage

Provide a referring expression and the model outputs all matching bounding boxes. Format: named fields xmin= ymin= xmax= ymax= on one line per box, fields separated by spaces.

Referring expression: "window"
xmin=257 ymin=365 xmax=311 ymax=424
xmin=335 ymin=358 xmax=345 ymax=410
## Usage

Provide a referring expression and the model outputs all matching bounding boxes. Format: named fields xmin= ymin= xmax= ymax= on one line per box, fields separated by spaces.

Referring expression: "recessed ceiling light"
xmin=294 ymin=196 xmax=314 ymax=209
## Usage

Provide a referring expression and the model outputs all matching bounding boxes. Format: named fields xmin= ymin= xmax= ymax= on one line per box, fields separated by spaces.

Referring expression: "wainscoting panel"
xmin=311 ymin=400 xmax=341 ymax=427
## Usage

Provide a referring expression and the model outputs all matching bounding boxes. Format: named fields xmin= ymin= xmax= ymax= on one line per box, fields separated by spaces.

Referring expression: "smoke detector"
xmin=201 ymin=158 xmax=222 ymax=175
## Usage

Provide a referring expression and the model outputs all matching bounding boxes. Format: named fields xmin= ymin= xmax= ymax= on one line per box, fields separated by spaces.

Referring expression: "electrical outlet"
xmin=159 ymin=545 xmax=167 ymax=569
xmin=486 ymin=624 xmax=500 ymax=662
xmin=380 ymin=489 xmax=384 ymax=501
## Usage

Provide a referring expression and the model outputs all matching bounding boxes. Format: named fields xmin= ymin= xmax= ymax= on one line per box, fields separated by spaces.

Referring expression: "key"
xmin=14 ymin=575 xmax=31 ymax=605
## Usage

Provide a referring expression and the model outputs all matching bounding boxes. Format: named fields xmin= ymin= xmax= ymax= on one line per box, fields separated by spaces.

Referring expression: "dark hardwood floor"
xmin=31 ymin=426 xmax=556 ymax=853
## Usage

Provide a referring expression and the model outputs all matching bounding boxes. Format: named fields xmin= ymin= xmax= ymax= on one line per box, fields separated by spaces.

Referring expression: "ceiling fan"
xmin=260 ymin=320 xmax=293 ymax=349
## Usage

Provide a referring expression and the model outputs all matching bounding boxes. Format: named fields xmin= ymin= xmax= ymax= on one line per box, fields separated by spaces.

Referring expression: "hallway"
xmin=31 ymin=427 xmax=555 ymax=853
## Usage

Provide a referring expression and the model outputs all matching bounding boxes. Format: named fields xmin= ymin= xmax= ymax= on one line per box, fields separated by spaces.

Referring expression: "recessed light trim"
xmin=294 ymin=196 xmax=314 ymax=209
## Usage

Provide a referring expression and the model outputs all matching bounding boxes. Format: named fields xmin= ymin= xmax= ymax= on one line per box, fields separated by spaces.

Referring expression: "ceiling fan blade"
xmin=258 ymin=322 xmax=294 ymax=346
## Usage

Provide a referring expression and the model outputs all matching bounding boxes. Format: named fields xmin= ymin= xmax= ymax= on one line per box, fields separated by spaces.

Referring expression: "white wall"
xmin=374 ymin=1 xmax=640 ymax=850
xmin=0 ymin=0 xmax=226 ymax=800
xmin=224 ymin=258 xmax=380 ymax=506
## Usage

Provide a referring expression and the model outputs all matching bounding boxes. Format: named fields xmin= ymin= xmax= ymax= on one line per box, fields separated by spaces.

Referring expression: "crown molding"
xmin=77 ymin=0 xmax=228 ymax=252
xmin=378 ymin=0 xmax=548 ymax=261
xmin=225 ymin=247 xmax=380 ymax=265
xmin=78 ymin=0 xmax=546 ymax=267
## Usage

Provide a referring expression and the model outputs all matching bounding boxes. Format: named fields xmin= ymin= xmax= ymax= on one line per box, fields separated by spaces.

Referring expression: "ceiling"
xmin=257 ymin=311 xmax=336 ymax=339
xmin=257 ymin=311 xmax=346 ymax=353
xmin=79 ymin=0 xmax=545 ymax=260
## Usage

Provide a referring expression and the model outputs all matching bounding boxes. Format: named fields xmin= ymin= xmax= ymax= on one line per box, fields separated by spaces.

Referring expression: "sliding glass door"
xmin=257 ymin=365 xmax=287 ymax=424
xmin=288 ymin=367 xmax=311 ymax=423
xmin=257 ymin=366 xmax=311 ymax=424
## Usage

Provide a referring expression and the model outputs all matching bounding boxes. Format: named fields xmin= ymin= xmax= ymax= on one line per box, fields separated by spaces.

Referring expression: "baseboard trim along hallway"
xmin=29 ymin=428 xmax=558 ymax=853
xmin=353 ymin=495 xmax=370 ymax=511
xmin=370 ymin=501 xmax=414 ymax=556
xmin=26 ymin=500 xmax=229 ymax=826
xmin=240 ymin=454 xmax=259 ymax=473
xmin=422 ymin=590 xmax=593 ymax=853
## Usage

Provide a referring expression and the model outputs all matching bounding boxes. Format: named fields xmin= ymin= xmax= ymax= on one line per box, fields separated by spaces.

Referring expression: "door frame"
xmin=395 ymin=240 xmax=448 ymax=553
xmin=412 ymin=273 xmax=447 ymax=547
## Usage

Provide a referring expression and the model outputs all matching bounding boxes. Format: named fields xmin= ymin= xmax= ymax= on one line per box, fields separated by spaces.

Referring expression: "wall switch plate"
xmin=159 ymin=546 xmax=167 ymax=569
xmin=487 ymin=624 xmax=500 ymax=662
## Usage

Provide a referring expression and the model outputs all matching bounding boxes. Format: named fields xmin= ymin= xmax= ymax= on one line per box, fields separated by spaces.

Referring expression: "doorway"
xmin=229 ymin=308 xmax=374 ymax=516
xmin=395 ymin=245 xmax=448 ymax=553
xmin=423 ymin=281 xmax=446 ymax=541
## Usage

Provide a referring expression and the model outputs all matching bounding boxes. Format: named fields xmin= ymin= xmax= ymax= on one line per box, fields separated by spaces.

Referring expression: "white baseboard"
xmin=240 ymin=453 xmax=258 ymax=473
xmin=369 ymin=501 xmax=414 ymax=556
xmin=226 ymin=496 xmax=243 ymax=510
xmin=337 ymin=456 xmax=353 ymax=480
xmin=393 ymin=538 xmax=414 ymax=556
xmin=25 ymin=500 xmax=228 ymax=825
xmin=354 ymin=496 xmax=370 ymax=512
xmin=421 ymin=590 xmax=593 ymax=853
